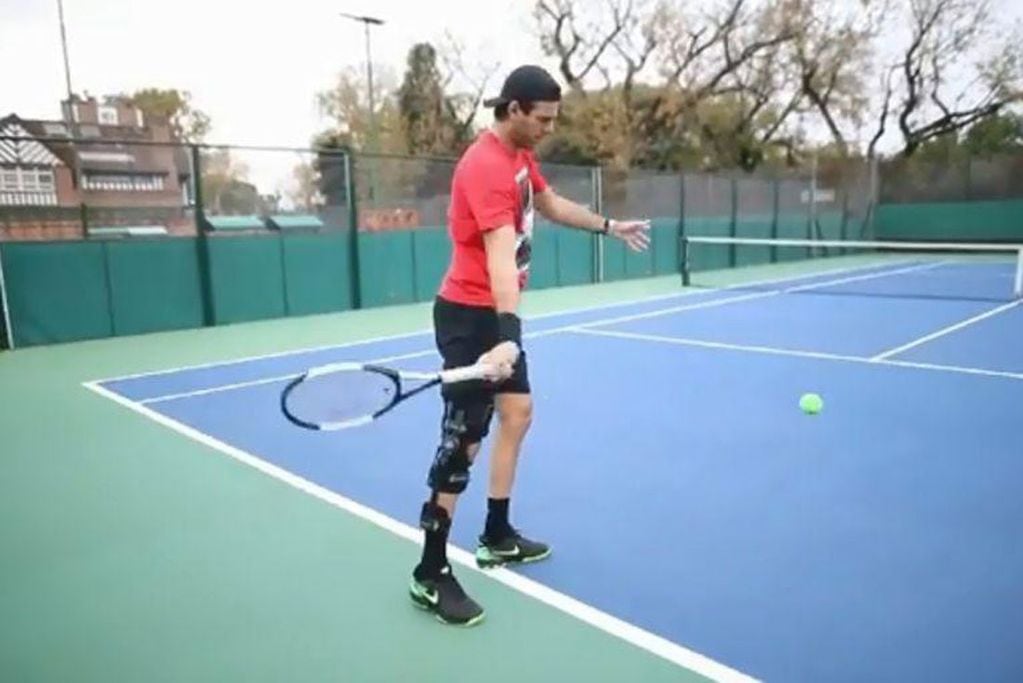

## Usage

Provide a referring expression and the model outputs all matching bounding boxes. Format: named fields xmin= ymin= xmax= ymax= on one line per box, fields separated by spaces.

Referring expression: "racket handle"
xmin=439 ymin=363 xmax=496 ymax=384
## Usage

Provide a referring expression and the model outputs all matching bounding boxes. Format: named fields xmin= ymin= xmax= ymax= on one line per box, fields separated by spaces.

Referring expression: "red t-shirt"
xmin=438 ymin=130 xmax=549 ymax=307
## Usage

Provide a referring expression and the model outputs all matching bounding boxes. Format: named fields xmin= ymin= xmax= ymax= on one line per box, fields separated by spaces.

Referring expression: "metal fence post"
xmin=345 ymin=151 xmax=363 ymax=309
xmin=191 ymin=144 xmax=215 ymax=327
xmin=0 ymin=242 xmax=14 ymax=349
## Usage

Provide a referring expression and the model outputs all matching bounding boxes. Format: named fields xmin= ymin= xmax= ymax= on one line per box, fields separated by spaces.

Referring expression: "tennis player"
xmin=409 ymin=64 xmax=651 ymax=626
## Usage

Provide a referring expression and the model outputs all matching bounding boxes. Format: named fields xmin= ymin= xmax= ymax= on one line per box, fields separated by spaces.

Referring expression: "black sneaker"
xmin=475 ymin=528 xmax=552 ymax=568
xmin=409 ymin=565 xmax=485 ymax=627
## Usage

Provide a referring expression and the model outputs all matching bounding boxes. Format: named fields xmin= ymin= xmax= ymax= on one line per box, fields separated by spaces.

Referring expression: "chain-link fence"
xmin=880 ymin=153 xmax=1023 ymax=204
xmin=16 ymin=131 xmax=1022 ymax=349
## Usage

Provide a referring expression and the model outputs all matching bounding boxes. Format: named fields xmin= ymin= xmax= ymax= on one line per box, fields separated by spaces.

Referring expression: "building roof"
xmin=0 ymin=116 xmax=65 ymax=166
xmin=1 ymin=112 xmax=188 ymax=178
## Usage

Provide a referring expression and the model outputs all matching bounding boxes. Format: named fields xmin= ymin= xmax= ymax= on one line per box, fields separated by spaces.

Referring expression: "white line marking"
xmin=572 ymin=327 xmax=864 ymax=363
xmin=568 ymin=327 xmax=1023 ymax=382
xmin=139 ymin=372 xmax=299 ymax=404
xmin=784 ymin=261 xmax=945 ymax=293
xmin=82 ymin=380 xmax=758 ymax=683
xmin=139 ymin=329 xmax=567 ymax=404
xmin=685 ymin=236 xmax=1023 ymax=252
xmin=571 ymin=261 xmax=941 ymax=331
xmin=870 ymin=300 xmax=1022 ymax=361
xmin=134 ymin=262 xmax=941 ymax=404
xmin=89 ymin=258 xmax=908 ymax=386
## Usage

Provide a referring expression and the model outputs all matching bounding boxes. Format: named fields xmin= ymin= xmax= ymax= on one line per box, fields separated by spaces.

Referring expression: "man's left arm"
xmin=535 ymin=189 xmax=651 ymax=252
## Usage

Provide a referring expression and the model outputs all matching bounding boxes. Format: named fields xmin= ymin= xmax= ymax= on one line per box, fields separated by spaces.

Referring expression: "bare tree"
xmin=785 ymin=0 xmax=890 ymax=157
xmin=659 ymin=0 xmax=796 ymax=104
xmin=436 ymin=31 xmax=502 ymax=143
xmin=534 ymin=0 xmax=633 ymax=94
xmin=533 ymin=0 xmax=670 ymax=166
xmin=894 ymin=0 xmax=1022 ymax=157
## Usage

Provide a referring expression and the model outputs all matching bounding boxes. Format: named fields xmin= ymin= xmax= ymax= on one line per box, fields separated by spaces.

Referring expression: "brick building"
xmin=0 ymin=95 xmax=195 ymax=241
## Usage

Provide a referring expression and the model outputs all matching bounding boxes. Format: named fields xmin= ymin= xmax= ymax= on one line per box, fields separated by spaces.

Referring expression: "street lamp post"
xmin=339 ymin=12 xmax=385 ymax=152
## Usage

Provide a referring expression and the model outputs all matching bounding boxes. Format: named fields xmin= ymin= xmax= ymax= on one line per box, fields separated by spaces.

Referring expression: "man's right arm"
xmin=480 ymin=225 xmax=521 ymax=375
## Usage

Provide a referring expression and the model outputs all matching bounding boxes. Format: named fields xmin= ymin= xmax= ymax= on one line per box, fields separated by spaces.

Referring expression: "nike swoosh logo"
xmin=493 ymin=545 xmax=521 ymax=557
xmin=417 ymin=587 xmax=439 ymax=605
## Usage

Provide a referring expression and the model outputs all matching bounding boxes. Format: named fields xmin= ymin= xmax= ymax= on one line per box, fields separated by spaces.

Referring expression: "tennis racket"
xmin=280 ymin=360 xmax=497 ymax=431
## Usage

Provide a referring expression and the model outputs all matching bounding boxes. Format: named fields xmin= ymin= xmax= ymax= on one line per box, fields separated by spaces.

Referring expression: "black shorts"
xmin=433 ymin=295 xmax=530 ymax=400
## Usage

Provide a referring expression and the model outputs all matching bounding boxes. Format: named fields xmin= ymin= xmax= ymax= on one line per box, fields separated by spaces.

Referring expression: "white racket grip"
xmin=440 ymin=363 xmax=497 ymax=383
xmin=305 ymin=361 xmax=362 ymax=379
xmin=319 ymin=415 xmax=374 ymax=431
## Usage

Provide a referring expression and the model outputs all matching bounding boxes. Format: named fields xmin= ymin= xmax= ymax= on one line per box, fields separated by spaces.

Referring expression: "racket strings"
xmin=286 ymin=369 xmax=397 ymax=425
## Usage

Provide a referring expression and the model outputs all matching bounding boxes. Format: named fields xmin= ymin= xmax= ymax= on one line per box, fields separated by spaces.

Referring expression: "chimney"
xmin=63 ymin=93 xmax=99 ymax=124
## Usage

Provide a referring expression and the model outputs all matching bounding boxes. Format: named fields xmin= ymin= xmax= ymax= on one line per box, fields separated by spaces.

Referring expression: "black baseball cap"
xmin=483 ymin=65 xmax=562 ymax=108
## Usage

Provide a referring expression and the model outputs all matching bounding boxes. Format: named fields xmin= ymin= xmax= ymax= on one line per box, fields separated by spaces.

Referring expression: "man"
xmin=408 ymin=64 xmax=651 ymax=626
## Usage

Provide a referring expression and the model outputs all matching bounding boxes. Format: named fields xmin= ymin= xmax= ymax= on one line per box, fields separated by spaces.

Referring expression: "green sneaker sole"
xmin=475 ymin=546 xmax=552 ymax=569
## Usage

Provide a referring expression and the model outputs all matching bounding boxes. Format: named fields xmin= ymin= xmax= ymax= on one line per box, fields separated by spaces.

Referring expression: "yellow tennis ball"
xmin=799 ymin=393 xmax=823 ymax=415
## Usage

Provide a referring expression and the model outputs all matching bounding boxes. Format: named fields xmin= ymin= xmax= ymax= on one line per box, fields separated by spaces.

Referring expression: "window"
xmin=80 ymin=125 xmax=100 ymax=138
xmin=35 ymin=170 xmax=55 ymax=191
xmin=0 ymin=167 xmax=55 ymax=192
xmin=98 ymin=105 xmax=118 ymax=125
xmin=83 ymin=173 xmax=165 ymax=192
xmin=1 ymin=170 xmax=19 ymax=190
xmin=42 ymin=123 xmax=68 ymax=136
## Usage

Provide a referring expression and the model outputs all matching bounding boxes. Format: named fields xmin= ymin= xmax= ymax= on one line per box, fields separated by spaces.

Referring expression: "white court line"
xmin=89 ymin=258 xmax=912 ymax=386
xmin=82 ymin=380 xmax=758 ymax=683
xmin=138 ymin=347 xmax=442 ymax=405
xmin=870 ymin=300 xmax=1022 ymax=361
xmin=139 ymin=328 xmax=566 ymax=405
xmin=569 ymin=327 xmax=1023 ymax=382
xmin=568 ymin=261 xmax=942 ymax=331
xmin=136 ymin=261 xmax=944 ymax=404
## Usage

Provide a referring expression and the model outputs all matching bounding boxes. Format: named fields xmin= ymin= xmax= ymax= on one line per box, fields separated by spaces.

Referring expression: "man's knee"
xmin=427 ymin=397 xmax=493 ymax=494
xmin=498 ymin=394 xmax=533 ymax=435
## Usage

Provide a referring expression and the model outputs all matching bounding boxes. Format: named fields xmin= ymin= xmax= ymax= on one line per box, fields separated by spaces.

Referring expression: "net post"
xmin=728 ymin=176 xmax=737 ymax=267
xmin=593 ymin=165 xmax=604 ymax=283
xmin=770 ymin=178 xmax=780 ymax=263
xmin=677 ymin=171 xmax=686 ymax=278
xmin=681 ymin=236 xmax=691 ymax=287
xmin=1015 ymin=248 xmax=1023 ymax=299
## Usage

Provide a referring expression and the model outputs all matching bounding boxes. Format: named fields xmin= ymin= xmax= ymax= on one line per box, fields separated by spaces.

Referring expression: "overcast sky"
xmin=1 ymin=0 xmax=546 ymax=147
xmin=3 ymin=0 xmax=1021 ymax=195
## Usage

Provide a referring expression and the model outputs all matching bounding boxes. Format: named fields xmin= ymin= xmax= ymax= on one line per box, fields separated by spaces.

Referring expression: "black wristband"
xmin=496 ymin=312 xmax=522 ymax=345
xmin=602 ymin=217 xmax=611 ymax=235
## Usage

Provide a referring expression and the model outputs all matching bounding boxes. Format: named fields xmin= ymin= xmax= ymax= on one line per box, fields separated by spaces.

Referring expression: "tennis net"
xmin=681 ymin=236 xmax=1023 ymax=303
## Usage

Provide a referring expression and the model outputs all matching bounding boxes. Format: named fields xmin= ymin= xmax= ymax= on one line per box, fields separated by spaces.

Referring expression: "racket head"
xmin=280 ymin=362 xmax=402 ymax=431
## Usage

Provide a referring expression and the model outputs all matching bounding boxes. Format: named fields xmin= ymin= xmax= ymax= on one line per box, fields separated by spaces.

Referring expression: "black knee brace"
xmin=426 ymin=399 xmax=493 ymax=494
xmin=419 ymin=500 xmax=450 ymax=533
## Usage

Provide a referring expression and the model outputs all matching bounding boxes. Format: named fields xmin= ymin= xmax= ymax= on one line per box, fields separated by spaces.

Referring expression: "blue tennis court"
xmin=87 ymin=257 xmax=1023 ymax=682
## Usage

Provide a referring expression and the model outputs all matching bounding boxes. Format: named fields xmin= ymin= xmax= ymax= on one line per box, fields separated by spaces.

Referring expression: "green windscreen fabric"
xmin=556 ymin=229 xmax=595 ymax=285
xmin=876 ymin=200 xmax=1023 ymax=241
xmin=207 ymin=235 xmax=286 ymax=324
xmin=624 ymin=230 xmax=655 ymax=278
xmin=529 ymin=225 xmax=559 ymax=289
xmin=280 ymin=232 xmax=353 ymax=316
xmin=358 ymin=230 xmax=416 ymax=307
xmin=412 ymin=227 xmax=450 ymax=301
xmin=1 ymin=241 xmax=112 ymax=346
xmin=602 ymin=234 xmax=627 ymax=281
xmin=685 ymin=216 xmax=732 ymax=271
xmin=105 ymin=239 xmax=205 ymax=336
xmin=651 ymin=217 xmax=679 ymax=275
